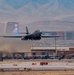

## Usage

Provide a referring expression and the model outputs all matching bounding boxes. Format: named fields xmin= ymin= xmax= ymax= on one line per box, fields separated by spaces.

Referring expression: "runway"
xmin=0 ymin=65 xmax=74 ymax=70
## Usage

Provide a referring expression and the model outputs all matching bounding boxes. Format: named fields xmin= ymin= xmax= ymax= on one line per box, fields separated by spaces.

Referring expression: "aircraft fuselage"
xmin=21 ymin=32 xmax=42 ymax=40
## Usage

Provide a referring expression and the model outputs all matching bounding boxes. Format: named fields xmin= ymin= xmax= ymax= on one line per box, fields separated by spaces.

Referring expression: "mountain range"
xmin=25 ymin=21 xmax=74 ymax=31
xmin=0 ymin=0 xmax=74 ymax=24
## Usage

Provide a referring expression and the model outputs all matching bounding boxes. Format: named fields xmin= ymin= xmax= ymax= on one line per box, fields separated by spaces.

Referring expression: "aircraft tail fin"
xmin=26 ymin=26 xmax=29 ymax=34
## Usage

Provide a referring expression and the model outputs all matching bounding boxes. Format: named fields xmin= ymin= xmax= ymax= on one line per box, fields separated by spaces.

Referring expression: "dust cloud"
xmin=0 ymin=38 xmax=34 ymax=52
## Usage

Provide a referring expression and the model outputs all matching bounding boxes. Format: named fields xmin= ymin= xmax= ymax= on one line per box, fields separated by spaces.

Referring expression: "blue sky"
xmin=0 ymin=0 xmax=74 ymax=24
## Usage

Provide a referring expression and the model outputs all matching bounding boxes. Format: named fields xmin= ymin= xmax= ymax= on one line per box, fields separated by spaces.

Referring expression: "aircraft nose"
xmin=21 ymin=36 xmax=24 ymax=40
xmin=40 ymin=32 xmax=42 ymax=34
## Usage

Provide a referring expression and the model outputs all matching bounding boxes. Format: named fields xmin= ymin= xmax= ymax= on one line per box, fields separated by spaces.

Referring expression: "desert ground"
xmin=0 ymin=71 xmax=74 ymax=75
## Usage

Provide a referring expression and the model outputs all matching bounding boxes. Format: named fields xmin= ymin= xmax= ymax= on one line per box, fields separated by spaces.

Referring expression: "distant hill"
xmin=26 ymin=21 xmax=74 ymax=32
xmin=0 ymin=0 xmax=74 ymax=24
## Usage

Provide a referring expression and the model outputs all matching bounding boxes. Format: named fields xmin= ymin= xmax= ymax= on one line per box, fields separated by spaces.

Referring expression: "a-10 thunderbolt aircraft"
xmin=1 ymin=24 xmax=61 ymax=40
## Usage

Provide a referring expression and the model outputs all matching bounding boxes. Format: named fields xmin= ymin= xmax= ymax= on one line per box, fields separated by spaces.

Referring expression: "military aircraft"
xmin=1 ymin=24 xmax=61 ymax=40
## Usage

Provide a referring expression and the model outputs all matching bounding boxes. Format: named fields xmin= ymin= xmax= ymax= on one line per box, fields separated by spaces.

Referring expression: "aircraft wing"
xmin=2 ymin=35 xmax=22 ymax=38
xmin=41 ymin=35 xmax=61 ymax=38
xmin=0 ymin=34 xmax=25 ymax=38
xmin=41 ymin=32 xmax=62 ymax=38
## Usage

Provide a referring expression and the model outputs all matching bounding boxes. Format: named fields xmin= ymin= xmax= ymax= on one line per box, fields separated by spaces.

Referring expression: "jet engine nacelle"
xmin=33 ymin=36 xmax=41 ymax=40
xmin=21 ymin=36 xmax=41 ymax=40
